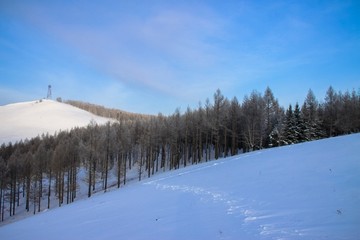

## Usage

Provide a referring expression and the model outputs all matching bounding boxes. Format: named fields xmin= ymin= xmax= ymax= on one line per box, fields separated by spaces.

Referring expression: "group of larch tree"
xmin=0 ymin=86 xmax=359 ymax=222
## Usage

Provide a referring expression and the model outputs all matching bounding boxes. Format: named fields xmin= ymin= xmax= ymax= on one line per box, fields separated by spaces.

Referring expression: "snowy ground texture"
xmin=0 ymin=99 xmax=112 ymax=145
xmin=1 ymin=134 xmax=359 ymax=240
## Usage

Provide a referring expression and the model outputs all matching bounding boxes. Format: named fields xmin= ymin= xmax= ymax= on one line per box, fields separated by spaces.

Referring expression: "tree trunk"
xmin=33 ymin=179 xmax=37 ymax=215
xmin=92 ymin=160 xmax=96 ymax=192
xmin=123 ymin=153 xmax=127 ymax=185
xmin=104 ymin=155 xmax=109 ymax=192
xmin=26 ymin=175 xmax=30 ymax=212
xmin=71 ymin=163 xmax=77 ymax=202
xmin=48 ymin=169 xmax=52 ymax=209
xmin=88 ymin=161 xmax=92 ymax=198
xmin=0 ymin=187 xmax=2 ymax=221
xmin=12 ymin=174 xmax=16 ymax=216
xmin=117 ymin=153 xmax=121 ymax=188
xmin=17 ymin=181 xmax=20 ymax=207
xmin=0 ymin=188 xmax=4 ymax=221
xmin=161 ymin=145 xmax=166 ymax=169
xmin=38 ymin=175 xmax=42 ymax=212
xmin=147 ymin=147 xmax=151 ymax=178
xmin=66 ymin=169 xmax=70 ymax=204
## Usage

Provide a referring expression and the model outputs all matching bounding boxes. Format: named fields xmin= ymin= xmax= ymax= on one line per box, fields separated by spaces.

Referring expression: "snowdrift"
xmin=0 ymin=99 xmax=113 ymax=145
xmin=0 ymin=134 xmax=359 ymax=240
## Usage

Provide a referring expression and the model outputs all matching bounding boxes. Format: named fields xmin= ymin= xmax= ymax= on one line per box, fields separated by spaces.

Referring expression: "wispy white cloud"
xmin=1 ymin=1 xmax=358 ymax=113
xmin=6 ymin=2 xmax=227 ymax=101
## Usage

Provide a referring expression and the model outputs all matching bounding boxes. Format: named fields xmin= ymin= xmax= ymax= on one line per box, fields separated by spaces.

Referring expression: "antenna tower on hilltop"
xmin=47 ymin=85 xmax=52 ymax=99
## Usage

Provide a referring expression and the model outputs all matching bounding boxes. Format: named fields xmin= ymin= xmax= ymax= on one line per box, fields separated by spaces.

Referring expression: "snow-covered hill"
xmin=0 ymin=99 xmax=113 ymax=145
xmin=1 ymin=134 xmax=359 ymax=240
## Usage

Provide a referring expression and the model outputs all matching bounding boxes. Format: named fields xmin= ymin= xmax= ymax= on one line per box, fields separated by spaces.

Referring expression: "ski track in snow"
xmin=148 ymin=182 xmax=308 ymax=239
xmin=1 ymin=134 xmax=359 ymax=240
xmin=144 ymin=155 xmax=308 ymax=240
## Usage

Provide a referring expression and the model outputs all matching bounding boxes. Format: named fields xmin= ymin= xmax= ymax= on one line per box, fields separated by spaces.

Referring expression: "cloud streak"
xmin=1 ymin=1 xmax=358 ymax=113
xmin=7 ymin=2 xmax=228 ymax=101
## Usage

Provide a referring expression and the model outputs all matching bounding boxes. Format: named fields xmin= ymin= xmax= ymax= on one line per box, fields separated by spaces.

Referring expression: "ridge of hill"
xmin=0 ymin=99 xmax=113 ymax=145
xmin=0 ymin=134 xmax=359 ymax=239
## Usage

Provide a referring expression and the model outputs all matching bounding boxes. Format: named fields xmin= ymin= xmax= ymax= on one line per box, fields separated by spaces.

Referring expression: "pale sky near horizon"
xmin=1 ymin=0 xmax=359 ymax=115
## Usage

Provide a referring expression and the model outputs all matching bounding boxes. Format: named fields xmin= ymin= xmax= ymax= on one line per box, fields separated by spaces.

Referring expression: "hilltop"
xmin=0 ymin=99 xmax=113 ymax=145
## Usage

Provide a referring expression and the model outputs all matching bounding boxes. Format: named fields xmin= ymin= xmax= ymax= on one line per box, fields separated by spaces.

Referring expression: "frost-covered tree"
xmin=282 ymin=105 xmax=295 ymax=145
xmin=293 ymin=103 xmax=306 ymax=143
xmin=263 ymin=87 xmax=282 ymax=147
xmin=0 ymin=155 xmax=8 ymax=221
xmin=242 ymin=91 xmax=265 ymax=151
xmin=213 ymin=89 xmax=226 ymax=159
xmin=1 ymin=85 xmax=359 ymax=223
xmin=301 ymin=89 xmax=324 ymax=141
xmin=323 ymin=86 xmax=339 ymax=137
xmin=229 ymin=97 xmax=241 ymax=155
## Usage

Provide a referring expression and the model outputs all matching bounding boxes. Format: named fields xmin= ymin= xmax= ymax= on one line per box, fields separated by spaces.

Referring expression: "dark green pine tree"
xmin=293 ymin=103 xmax=306 ymax=143
xmin=268 ymin=126 xmax=282 ymax=147
xmin=283 ymin=105 xmax=296 ymax=145
xmin=301 ymin=89 xmax=325 ymax=141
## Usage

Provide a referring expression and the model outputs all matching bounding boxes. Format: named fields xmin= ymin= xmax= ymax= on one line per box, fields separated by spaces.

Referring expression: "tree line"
xmin=65 ymin=99 xmax=152 ymax=121
xmin=1 ymin=86 xmax=359 ymax=222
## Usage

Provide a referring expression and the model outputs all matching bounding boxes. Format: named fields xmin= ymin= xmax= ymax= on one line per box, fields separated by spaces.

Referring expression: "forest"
xmin=0 ymin=86 xmax=359 ymax=222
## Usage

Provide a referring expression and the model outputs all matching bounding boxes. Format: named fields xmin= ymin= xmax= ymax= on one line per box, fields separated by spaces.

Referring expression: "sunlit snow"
xmin=0 ymin=134 xmax=359 ymax=240
xmin=0 ymin=99 xmax=112 ymax=145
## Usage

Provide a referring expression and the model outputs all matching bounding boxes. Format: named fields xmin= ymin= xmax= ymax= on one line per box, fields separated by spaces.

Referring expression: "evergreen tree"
xmin=293 ymin=103 xmax=306 ymax=143
xmin=1 ymin=85 xmax=360 ymax=223
xmin=301 ymin=89 xmax=324 ymax=141
xmin=283 ymin=105 xmax=296 ymax=145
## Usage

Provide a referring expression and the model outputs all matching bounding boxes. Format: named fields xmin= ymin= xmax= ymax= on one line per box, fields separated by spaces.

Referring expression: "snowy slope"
xmin=0 ymin=99 xmax=113 ymax=145
xmin=0 ymin=134 xmax=359 ymax=240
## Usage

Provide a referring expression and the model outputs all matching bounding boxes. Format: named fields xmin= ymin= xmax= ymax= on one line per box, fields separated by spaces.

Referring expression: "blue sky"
xmin=0 ymin=0 xmax=359 ymax=115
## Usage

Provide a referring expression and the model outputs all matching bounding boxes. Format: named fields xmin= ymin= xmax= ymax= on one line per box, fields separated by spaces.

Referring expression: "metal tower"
xmin=47 ymin=85 xmax=52 ymax=99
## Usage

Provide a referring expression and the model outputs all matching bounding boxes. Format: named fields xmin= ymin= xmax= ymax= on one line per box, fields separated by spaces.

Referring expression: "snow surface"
xmin=0 ymin=99 xmax=113 ymax=145
xmin=1 ymin=134 xmax=359 ymax=240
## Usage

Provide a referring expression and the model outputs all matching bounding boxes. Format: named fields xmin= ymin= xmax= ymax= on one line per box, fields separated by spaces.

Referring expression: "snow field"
xmin=0 ymin=134 xmax=359 ymax=240
xmin=0 ymin=99 xmax=113 ymax=145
